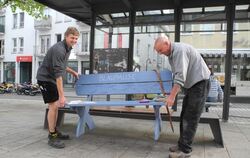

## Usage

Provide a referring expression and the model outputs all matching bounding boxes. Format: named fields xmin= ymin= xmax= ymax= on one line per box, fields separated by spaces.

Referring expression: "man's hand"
xmin=166 ymin=84 xmax=180 ymax=107
xmin=73 ymin=71 xmax=80 ymax=79
xmin=58 ymin=96 xmax=66 ymax=107
xmin=166 ymin=95 xmax=175 ymax=107
xmin=66 ymin=67 xmax=80 ymax=79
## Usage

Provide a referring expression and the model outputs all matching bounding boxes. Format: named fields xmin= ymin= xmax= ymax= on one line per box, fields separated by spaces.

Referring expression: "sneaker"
xmin=48 ymin=134 xmax=65 ymax=149
xmin=169 ymin=145 xmax=179 ymax=152
xmin=169 ymin=150 xmax=191 ymax=158
xmin=56 ymin=131 xmax=70 ymax=140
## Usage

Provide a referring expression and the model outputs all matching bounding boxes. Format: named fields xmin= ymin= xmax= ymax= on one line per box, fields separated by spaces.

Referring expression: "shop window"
xmin=3 ymin=62 xmax=15 ymax=82
xmin=64 ymin=61 xmax=78 ymax=86
xmin=81 ymin=61 xmax=90 ymax=74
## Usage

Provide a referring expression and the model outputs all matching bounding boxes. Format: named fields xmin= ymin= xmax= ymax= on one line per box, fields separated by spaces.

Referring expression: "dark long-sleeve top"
xmin=36 ymin=40 xmax=71 ymax=84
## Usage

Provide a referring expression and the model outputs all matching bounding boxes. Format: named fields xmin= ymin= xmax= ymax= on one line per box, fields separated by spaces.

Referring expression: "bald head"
xmin=154 ymin=35 xmax=171 ymax=56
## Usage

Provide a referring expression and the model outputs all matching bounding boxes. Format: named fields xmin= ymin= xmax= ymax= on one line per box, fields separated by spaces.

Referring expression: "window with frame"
xmin=0 ymin=16 xmax=5 ymax=26
xmin=40 ymin=35 xmax=50 ymax=54
xmin=136 ymin=39 xmax=140 ymax=56
xmin=200 ymin=24 xmax=215 ymax=34
xmin=12 ymin=38 xmax=17 ymax=53
xmin=117 ymin=33 xmax=122 ymax=48
xmin=19 ymin=12 xmax=24 ymax=28
xmin=13 ymin=14 xmax=17 ymax=29
xmin=3 ymin=62 xmax=15 ymax=82
xmin=0 ymin=39 xmax=4 ymax=56
xmin=221 ymin=23 xmax=238 ymax=33
xmin=55 ymin=34 xmax=62 ymax=42
xmin=19 ymin=37 xmax=24 ymax=53
xmin=181 ymin=23 xmax=193 ymax=35
xmin=81 ymin=32 xmax=89 ymax=52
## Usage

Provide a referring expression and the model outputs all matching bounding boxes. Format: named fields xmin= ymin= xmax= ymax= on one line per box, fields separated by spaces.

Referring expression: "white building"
xmin=0 ymin=7 xmax=166 ymax=86
xmin=0 ymin=7 xmax=91 ymax=86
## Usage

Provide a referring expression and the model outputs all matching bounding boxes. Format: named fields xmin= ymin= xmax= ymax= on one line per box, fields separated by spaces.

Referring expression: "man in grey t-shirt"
xmin=154 ymin=35 xmax=210 ymax=158
xmin=37 ymin=27 xmax=79 ymax=149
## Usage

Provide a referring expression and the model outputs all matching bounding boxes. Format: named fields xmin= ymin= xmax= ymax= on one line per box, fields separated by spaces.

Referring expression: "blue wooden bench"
xmin=43 ymin=70 xmax=224 ymax=147
xmin=67 ymin=70 xmax=173 ymax=141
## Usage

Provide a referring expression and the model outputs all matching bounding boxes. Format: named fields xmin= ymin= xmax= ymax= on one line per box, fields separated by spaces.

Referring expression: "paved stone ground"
xmin=0 ymin=97 xmax=250 ymax=158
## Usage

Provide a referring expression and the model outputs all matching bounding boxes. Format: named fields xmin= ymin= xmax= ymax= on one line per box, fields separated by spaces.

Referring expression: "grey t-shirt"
xmin=36 ymin=40 xmax=71 ymax=84
xmin=168 ymin=42 xmax=210 ymax=89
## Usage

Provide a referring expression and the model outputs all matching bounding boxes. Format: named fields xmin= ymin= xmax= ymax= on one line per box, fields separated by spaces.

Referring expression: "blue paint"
xmin=69 ymin=70 xmax=173 ymax=140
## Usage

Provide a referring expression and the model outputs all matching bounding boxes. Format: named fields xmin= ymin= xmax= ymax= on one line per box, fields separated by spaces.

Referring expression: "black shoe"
xmin=169 ymin=150 xmax=191 ymax=158
xmin=169 ymin=145 xmax=179 ymax=152
xmin=48 ymin=134 xmax=65 ymax=149
xmin=56 ymin=131 xmax=70 ymax=140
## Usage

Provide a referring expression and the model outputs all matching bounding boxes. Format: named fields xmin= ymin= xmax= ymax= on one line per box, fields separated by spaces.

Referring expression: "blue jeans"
xmin=178 ymin=79 xmax=210 ymax=153
xmin=206 ymin=97 xmax=218 ymax=102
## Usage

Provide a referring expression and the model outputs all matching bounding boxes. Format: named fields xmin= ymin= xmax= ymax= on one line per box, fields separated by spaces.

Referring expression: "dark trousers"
xmin=178 ymin=79 xmax=210 ymax=153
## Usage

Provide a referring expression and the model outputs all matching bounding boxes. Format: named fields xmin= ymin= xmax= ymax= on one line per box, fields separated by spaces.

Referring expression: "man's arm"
xmin=56 ymin=76 xmax=65 ymax=107
xmin=66 ymin=67 xmax=79 ymax=79
xmin=166 ymin=83 xmax=181 ymax=107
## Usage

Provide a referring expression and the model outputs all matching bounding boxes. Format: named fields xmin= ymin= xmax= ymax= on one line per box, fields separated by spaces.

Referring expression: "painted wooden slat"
xmin=76 ymin=82 xmax=172 ymax=95
xmin=76 ymin=70 xmax=172 ymax=85
xmin=69 ymin=100 xmax=165 ymax=107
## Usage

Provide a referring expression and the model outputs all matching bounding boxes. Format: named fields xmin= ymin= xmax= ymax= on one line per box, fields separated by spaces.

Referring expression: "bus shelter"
xmin=35 ymin=0 xmax=250 ymax=121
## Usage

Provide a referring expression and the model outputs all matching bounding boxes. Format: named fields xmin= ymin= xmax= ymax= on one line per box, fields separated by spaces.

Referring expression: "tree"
xmin=0 ymin=0 xmax=45 ymax=18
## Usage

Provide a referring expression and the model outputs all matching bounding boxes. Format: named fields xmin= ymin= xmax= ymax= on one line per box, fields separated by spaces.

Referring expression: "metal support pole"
xmin=107 ymin=26 xmax=113 ymax=101
xmin=89 ymin=11 xmax=96 ymax=74
xmin=128 ymin=10 xmax=135 ymax=72
xmin=126 ymin=10 xmax=135 ymax=101
xmin=173 ymin=6 xmax=181 ymax=111
xmin=222 ymin=0 xmax=235 ymax=121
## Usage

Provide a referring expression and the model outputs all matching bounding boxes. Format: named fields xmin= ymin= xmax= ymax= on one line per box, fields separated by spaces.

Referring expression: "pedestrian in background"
xmin=207 ymin=68 xmax=224 ymax=102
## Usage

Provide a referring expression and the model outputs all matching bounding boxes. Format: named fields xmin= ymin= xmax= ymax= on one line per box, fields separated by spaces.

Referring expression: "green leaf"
xmin=0 ymin=0 xmax=45 ymax=19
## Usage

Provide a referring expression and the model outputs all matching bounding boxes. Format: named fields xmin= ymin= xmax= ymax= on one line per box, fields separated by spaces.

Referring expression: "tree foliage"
xmin=0 ymin=0 xmax=45 ymax=19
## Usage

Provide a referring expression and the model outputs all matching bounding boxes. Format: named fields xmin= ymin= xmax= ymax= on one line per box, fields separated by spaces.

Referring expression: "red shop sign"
xmin=16 ymin=56 xmax=32 ymax=62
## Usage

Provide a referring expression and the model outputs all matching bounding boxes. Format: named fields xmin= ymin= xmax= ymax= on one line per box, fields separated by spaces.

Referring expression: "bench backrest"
xmin=76 ymin=70 xmax=173 ymax=96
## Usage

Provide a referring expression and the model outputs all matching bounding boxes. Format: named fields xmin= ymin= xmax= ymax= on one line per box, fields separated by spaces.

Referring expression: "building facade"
xmin=0 ymin=7 xmax=249 ymax=95
xmin=0 ymin=7 xmax=91 ymax=87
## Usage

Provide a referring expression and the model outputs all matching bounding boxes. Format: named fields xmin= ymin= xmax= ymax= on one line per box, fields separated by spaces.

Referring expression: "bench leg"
xmin=44 ymin=108 xmax=65 ymax=129
xmin=74 ymin=106 xmax=95 ymax=137
xmin=209 ymin=120 xmax=224 ymax=147
xmin=153 ymin=105 xmax=162 ymax=141
xmin=43 ymin=108 xmax=49 ymax=129
xmin=57 ymin=110 xmax=65 ymax=127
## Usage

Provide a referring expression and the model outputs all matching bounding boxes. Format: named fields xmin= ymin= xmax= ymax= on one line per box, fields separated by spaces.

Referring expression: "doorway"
xmin=20 ymin=62 xmax=32 ymax=83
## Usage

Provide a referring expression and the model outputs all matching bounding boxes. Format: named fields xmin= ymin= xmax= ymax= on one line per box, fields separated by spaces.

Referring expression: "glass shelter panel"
xmin=133 ymin=24 xmax=175 ymax=72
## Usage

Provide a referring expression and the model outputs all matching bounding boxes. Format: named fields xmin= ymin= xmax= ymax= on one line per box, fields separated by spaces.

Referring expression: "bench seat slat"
xmin=68 ymin=100 xmax=165 ymax=107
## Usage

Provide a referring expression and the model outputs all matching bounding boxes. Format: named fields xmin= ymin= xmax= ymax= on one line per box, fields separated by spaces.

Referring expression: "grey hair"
xmin=154 ymin=34 xmax=169 ymax=48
